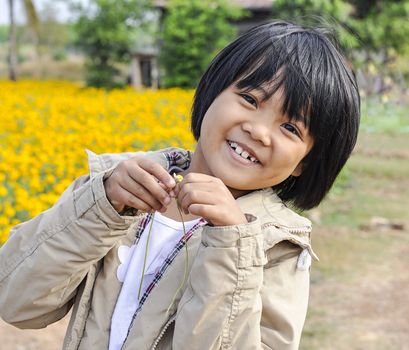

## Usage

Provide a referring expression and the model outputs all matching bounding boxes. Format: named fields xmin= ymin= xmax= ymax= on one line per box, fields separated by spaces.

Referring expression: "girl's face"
xmin=190 ymin=84 xmax=314 ymax=198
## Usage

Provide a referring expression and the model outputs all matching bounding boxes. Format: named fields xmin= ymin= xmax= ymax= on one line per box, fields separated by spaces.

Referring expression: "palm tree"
xmin=7 ymin=0 xmax=39 ymax=81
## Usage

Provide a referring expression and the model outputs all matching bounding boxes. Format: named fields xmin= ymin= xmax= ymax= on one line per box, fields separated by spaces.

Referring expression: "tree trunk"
xmin=23 ymin=0 xmax=40 ymax=58
xmin=8 ymin=0 xmax=17 ymax=81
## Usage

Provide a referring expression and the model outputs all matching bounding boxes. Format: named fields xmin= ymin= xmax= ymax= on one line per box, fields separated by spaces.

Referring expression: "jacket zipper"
xmin=262 ymin=222 xmax=311 ymax=235
xmin=150 ymin=314 xmax=176 ymax=350
xmin=262 ymin=222 xmax=319 ymax=260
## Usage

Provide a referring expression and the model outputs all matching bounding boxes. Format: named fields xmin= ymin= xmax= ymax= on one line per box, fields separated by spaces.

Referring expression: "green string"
xmin=137 ymin=203 xmax=189 ymax=311
xmin=137 ymin=212 xmax=155 ymax=301
xmin=166 ymin=200 xmax=188 ymax=315
xmin=137 ymin=174 xmax=189 ymax=313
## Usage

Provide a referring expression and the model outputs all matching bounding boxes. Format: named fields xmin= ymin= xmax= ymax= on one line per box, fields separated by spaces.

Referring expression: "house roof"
xmin=155 ymin=0 xmax=274 ymax=10
xmin=230 ymin=0 xmax=274 ymax=9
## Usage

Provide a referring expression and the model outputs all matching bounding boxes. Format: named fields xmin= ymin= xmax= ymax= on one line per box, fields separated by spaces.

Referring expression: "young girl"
xmin=0 ymin=21 xmax=359 ymax=349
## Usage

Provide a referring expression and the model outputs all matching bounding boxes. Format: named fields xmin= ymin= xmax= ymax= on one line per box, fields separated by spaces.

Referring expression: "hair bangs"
xmin=234 ymin=46 xmax=314 ymax=131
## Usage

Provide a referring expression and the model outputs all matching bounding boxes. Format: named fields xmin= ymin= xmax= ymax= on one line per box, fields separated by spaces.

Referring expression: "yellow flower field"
xmin=0 ymin=80 xmax=196 ymax=244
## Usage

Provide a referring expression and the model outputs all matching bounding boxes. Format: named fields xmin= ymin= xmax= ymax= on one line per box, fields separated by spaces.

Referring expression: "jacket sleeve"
xmin=173 ymin=220 xmax=310 ymax=350
xmin=0 ymin=170 xmax=135 ymax=329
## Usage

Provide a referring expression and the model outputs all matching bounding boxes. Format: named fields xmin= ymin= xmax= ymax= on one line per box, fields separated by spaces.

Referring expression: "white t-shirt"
xmin=109 ymin=212 xmax=201 ymax=350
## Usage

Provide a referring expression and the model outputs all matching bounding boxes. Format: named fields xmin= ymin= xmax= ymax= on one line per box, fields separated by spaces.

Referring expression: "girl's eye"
xmin=240 ymin=94 xmax=257 ymax=107
xmin=282 ymin=123 xmax=301 ymax=138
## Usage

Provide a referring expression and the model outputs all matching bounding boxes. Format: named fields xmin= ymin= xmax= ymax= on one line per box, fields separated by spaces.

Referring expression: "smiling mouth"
xmin=227 ymin=140 xmax=260 ymax=163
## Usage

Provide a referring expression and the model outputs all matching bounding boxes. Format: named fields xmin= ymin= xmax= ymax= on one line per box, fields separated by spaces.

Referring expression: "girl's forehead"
xmin=232 ymin=81 xmax=271 ymax=98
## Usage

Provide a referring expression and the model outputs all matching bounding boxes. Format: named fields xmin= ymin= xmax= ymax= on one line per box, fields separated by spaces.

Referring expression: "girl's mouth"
xmin=226 ymin=140 xmax=260 ymax=165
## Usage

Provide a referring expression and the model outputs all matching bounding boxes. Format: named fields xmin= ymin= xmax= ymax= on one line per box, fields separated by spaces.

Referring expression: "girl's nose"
xmin=241 ymin=121 xmax=272 ymax=147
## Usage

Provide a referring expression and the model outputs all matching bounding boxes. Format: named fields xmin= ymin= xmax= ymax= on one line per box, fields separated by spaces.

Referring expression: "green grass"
xmin=320 ymin=157 xmax=409 ymax=228
xmin=360 ymin=96 xmax=409 ymax=134
xmin=317 ymin=96 xmax=409 ymax=228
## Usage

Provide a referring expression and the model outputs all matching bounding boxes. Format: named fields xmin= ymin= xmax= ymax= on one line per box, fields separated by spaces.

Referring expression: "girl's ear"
xmin=291 ymin=162 xmax=303 ymax=177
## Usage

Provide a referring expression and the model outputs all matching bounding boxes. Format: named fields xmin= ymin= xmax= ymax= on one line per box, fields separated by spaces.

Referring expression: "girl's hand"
xmin=175 ymin=173 xmax=248 ymax=226
xmin=104 ymin=156 xmax=176 ymax=214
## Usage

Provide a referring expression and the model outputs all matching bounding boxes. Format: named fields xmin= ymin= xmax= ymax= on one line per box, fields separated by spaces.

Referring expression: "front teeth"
xmin=241 ymin=150 xmax=249 ymax=158
xmin=228 ymin=141 xmax=258 ymax=163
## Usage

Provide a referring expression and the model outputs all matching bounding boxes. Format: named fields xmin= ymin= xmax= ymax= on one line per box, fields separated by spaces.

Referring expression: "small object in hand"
xmin=173 ymin=173 xmax=183 ymax=183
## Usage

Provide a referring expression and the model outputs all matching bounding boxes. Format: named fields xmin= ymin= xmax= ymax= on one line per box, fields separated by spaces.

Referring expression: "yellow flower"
xmin=0 ymin=80 xmax=196 ymax=244
xmin=0 ymin=186 xmax=7 ymax=197
xmin=173 ymin=174 xmax=184 ymax=183
xmin=3 ymin=204 xmax=16 ymax=218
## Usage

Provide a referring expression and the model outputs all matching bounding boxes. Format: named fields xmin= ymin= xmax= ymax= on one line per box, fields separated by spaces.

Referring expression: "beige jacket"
xmin=0 ymin=147 xmax=317 ymax=350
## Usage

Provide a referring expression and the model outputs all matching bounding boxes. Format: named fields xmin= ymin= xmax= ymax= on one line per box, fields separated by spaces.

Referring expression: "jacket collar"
xmin=86 ymin=147 xmax=192 ymax=179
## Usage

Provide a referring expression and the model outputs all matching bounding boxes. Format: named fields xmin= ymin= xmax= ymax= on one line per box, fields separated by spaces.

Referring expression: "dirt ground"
xmin=301 ymin=227 xmax=409 ymax=350
xmin=0 ymin=315 xmax=69 ymax=350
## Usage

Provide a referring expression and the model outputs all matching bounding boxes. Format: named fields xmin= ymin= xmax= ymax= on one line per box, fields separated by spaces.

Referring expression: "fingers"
xmin=178 ymin=189 xmax=216 ymax=215
xmin=119 ymin=176 xmax=167 ymax=212
xmin=179 ymin=172 xmax=215 ymax=186
xmin=159 ymin=181 xmax=176 ymax=198
xmin=138 ymin=158 xmax=176 ymax=189
xmin=173 ymin=172 xmax=218 ymax=197
xmin=126 ymin=164 xmax=171 ymax=208
xmin=104 ymin=156 xmax=175 ymax=214
xmin=186 ymin=203 xmax=218 ymax=219
xmin=175 ymin=177 xmax=247 ymax=225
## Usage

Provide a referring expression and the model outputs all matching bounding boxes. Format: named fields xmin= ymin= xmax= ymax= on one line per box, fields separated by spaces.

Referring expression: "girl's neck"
xmin=160 ymin=197 xmax=201 ymax=222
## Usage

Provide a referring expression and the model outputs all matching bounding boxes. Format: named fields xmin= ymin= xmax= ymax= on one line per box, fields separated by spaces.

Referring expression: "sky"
xmin=0 ymin=0 xmax=85 ymax=25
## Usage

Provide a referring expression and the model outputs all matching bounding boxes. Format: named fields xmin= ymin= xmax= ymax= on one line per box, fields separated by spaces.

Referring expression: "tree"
xmin=7 ymin=0 xmax=39 ymax=81
xmin=8 ymin=0 xmax=17 ymax=81
xmin=23 ymin=0 xmax=40 ymax=50
xmin=72 ymin=0 xmax=151 ymax=88
xmin=273 ymin=0 xmax=358 ymax=51
xmin=273 ymin=0 xmax=409 ymax=92
xmin=38 ymin=2 xmax=70 ymax=49
xmin=346 ymin=1 xmax=409 ymax=70
xmin=348 ymin=0 xmax=409 ymax=55
xmin=160 ymin=0 xmax=245 ymax=88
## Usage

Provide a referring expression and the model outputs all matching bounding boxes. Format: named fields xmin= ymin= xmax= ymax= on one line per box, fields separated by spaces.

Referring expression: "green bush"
xmin=73 ymin=0 xmax=150 ymax=89
xmin=52 ymin=48 xmax=67 ymax=61
xmin=160 ymin=0 xmax=246 ymax=88
xmin=0 ymin=25 xmax=8 ymax=43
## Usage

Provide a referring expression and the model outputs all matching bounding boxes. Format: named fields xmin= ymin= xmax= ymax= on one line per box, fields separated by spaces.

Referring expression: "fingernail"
xmin=164 ymin=196 xmax=171 ymax=205
xmin=167 ymin=178 xmax=176 ymax=188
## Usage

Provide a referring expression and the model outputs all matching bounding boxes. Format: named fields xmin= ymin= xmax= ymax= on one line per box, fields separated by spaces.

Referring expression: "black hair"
xmin=191 ymin=20 xmax=360 ymax=210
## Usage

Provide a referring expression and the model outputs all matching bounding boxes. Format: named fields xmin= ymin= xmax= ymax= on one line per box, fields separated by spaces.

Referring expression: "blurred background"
xmin=0 ymin=0 xmax=408 ymax=349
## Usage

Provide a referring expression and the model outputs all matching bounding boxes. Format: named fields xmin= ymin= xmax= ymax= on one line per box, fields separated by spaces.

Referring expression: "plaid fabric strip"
xmin=165 ymin=149 xmax=191 ymax=173
xmin=123 ymin=217 xmax=206 ymax=345
xmin=132 ymin=213 xmax=153 ymax=244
